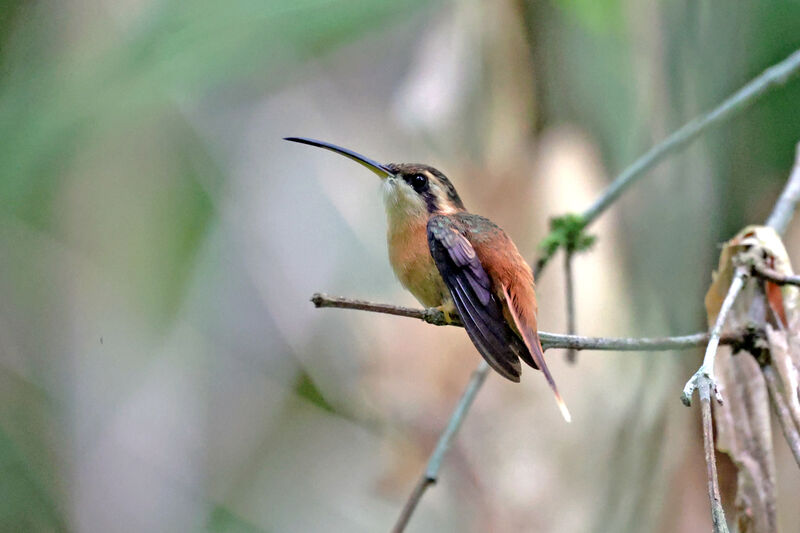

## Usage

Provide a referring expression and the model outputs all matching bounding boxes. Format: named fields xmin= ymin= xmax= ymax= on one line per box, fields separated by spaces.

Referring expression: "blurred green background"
xmin=1 ymin=1 xmax=799 ymax=531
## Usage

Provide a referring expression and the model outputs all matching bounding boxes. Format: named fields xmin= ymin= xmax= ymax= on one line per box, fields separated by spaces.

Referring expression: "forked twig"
xmin=680 ymin=267 xmax=747 ymax=533
xmin=681 ymin=268 xmax=749 ymax=407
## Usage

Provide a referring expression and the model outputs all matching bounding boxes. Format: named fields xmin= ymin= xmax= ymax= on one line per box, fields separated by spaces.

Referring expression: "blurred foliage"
xmin=0 ymin=1 xmax=430 ymax=531
xmin=0 ymin=0 xmax=428 ymax=327
xmin=206 ymin=505 xmax=266 ymax=533
xmin=294 ymin=371 xmax=335 ymax=414
xmin=0 ymin=425 xmax=65 ymax=532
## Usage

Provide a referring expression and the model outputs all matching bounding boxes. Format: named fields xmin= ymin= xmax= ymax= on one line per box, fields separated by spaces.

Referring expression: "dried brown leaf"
xmin=705 ymin=226 xmax=785 ymax=533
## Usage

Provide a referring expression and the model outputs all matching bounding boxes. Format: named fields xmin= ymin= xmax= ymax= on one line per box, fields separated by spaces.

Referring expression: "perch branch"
xmin=311 ymin=294 xmax=745 ymax=352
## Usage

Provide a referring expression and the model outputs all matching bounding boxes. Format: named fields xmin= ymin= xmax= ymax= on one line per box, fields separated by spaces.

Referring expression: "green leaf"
xmin=294 ymin=371 xmax=335 ymax=414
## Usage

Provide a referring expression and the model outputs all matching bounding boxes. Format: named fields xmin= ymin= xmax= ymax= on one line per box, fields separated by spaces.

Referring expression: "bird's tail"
xmin=502 ymin=285 xmax=571 ymax=423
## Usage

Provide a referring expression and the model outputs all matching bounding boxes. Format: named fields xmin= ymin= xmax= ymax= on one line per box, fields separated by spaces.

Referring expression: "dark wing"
xmin=427 ymin=215 xmax=523 ymax=382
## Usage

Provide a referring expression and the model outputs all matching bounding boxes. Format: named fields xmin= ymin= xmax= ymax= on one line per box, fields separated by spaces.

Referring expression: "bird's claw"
xmin=422 ymin=305 xmax=457 ymax=326
xmin=436 ymin=305 xmax=454 ymax=325
xmin=681 ymin=366 xmax=724 ymax=407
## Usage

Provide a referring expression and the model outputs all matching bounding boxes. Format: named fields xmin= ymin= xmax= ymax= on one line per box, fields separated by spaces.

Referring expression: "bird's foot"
xmin=435 ymin=303 xmax=457 ymax=325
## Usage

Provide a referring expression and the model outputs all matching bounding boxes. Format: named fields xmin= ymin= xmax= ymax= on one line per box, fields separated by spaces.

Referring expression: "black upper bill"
xmin=284 ymin=137 xmax=393 ymax=179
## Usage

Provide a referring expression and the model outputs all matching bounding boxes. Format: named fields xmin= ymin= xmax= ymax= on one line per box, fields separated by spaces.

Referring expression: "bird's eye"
xmin=409 ymin=173 xmax=428 ymax=192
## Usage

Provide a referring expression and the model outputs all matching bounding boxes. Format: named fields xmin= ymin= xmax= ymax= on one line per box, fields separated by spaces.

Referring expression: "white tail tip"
xmin=557 ymin=397 xmax=572 ymax=423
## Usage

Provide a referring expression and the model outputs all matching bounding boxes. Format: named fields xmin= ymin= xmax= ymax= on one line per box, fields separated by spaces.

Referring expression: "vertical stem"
xmin=564 ymin=251 xmax=577 ymax=363
xmin=700 ymin=383 xmax=730 ymax=533
xmin=424 ymin=362 xmax=490 ymax=479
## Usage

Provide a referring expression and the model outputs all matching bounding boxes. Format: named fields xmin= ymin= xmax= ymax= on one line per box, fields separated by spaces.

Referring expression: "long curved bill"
xmin=284 ymin=137 xmax=393 ymax=179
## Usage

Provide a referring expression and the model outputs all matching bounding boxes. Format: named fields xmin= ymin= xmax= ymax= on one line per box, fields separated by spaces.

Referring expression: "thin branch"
xmin=311 ymin=293 xmax=745 ymax=352
xmin=681 ymin=268 xmax=749 ymax=406
xmin=583 ymin=50 xmax=800 ymax=228
xmin=392 ymin=476 xmax=429 ymax=533
xmin=701 ymin=383 xmax=730 ymax=533
xmin=391 ymin=361 xmax=491 ymax=532
xmin=311 ymin=293 xmax=456 ymax=325
xmin=765 ymin=141 xmax=800 ymax=235
xmin=534 ymin=49 xmax=800 ymax=274
xmin=762 ymin=365 xmax=800 ymax=467
xmin=564 ymin=252 xmax=577 ymax=363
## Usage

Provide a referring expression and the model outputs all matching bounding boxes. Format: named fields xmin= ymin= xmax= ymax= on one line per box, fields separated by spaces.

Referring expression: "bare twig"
xmin=391 ymin=361 xmax=491 ymax=533
xmin=681 ymin=268 xmax=749 ymax=406
xmin=700 ymin=383 xmax=730 ymax=533
xmin=391 ymin=476 xmax=431 ymax=533
xmin=762 ymin=365 xmax=800 ymax=467
xmin=564 ymin=252 xmax=577 ymax=363
xmin=583 ymin=50 xmax=800 ymax=228
xmin=311 ymin=294 xmax=745 ymax=352
xmin=311 ymin=293 xmax=458 ymax=326
xmin=765 ymin=141 xmax=800 ymax=235
xmin=534 ymin=49 xmax=800 ymax=274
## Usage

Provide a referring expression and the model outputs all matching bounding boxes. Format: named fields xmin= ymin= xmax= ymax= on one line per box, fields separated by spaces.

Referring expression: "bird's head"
xmin=284 ymin=137 xmax=465 ymax=222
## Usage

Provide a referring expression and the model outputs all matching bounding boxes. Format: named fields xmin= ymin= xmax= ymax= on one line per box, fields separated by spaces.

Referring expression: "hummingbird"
xmin=286 ymin=137 xmax=570 ymax=421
